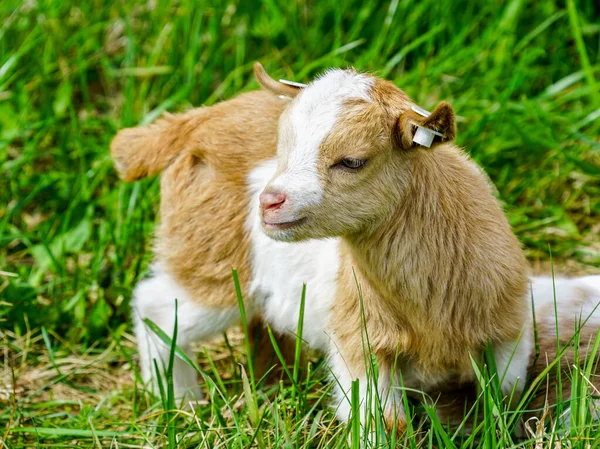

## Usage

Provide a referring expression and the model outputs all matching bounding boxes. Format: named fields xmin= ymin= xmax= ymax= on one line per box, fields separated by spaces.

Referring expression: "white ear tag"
xmin=413 ymin=126 xmax=434 ymax=147
xmin=410 ymin=105 xmax=444 ymax=148
xmin=279 ymin=79 xmax=307 ymax=88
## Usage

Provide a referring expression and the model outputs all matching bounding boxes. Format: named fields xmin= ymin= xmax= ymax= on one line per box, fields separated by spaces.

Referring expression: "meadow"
xmin=1 ymin=0 xmax=600 ymax=447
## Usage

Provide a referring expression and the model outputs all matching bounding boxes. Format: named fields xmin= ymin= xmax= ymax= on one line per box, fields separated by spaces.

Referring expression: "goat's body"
xmin=136 ymin=238 xmax=600 ymax=417
xmin=113 ymin=88 xmax=600 ymax=427
xmin=135 ymin=149 xmax=600 ymax=414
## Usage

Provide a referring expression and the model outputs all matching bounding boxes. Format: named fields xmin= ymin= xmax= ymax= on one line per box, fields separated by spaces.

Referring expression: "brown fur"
xmin=111 ymin=90 xmax=301 ymax=379
xmin=426 ymin=315 xmax=600 ymax=433
xmin=332 ymin=144 xmax=529 ymax=380
xmin=416 ymin=286 xmax=600 ymax=430
xmin=112 ymin=91 xmax=285 ymax=306
xmin=112 ymin=67 xmax=596 ymax=431
xmin=330 ymin=81 xmax=527 ymax=390
xmin=248 ymin=316 xmax=304 ymax=383
xmin=396 ymin=102 xmax=456 ymax=149
xmin=261 ymin=74 xmax=530 ymax=426
xmin=111 ymin=109 xmax=206 ymax=182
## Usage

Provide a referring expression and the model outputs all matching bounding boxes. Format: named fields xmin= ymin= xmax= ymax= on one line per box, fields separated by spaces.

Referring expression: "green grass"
xmin=1 ymin=0 xmax=600 ymax=447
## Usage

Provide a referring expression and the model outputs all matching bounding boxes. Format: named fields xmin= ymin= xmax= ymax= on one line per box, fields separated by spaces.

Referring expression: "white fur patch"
xmin=329 ymin=341 xmax=405 ymax=436
xmin=530 ymin=275 xmax=600 ymax=329
xmin=494 ymin=325 xmax=533 ymax=399
xmin=494 ymin=276 xmax=600 ymax=401
xmin=247 ymin=160 xmax=340 ymax=351
xmin=132 ymin=265 xmax=241 ymax=401
xmin=270 ymin=70 xmax=374 ymax=212
xmin=328 ymin=347 xmax=355 ymax=421
xmin=579 ymin=276 xmax=600 ymax=323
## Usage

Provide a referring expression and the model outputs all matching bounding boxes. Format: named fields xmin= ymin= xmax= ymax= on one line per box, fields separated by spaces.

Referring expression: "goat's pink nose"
xmin=259 ymin=191 xmax=287 ymax=211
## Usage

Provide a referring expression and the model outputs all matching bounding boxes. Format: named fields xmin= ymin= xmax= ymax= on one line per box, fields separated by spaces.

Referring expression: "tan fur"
xmin=428 ymin=292 xmax=600 ymax=429
xmin=111 ymin=109 xmax=207 ymax=182
xmin=396 ymin=102 xmax=456 ymax=149
xmin=112 ymin=66 xmax=597 ymax=431
xmin=332 ymin=144 xmax=529 ymax=379
xmin=263 ymin=74 xmax=530 ymax=425
xmin=111 ymin=90 xmax=300 ymax=381
xmin=112 ymin=91 xmax=285 ymax=306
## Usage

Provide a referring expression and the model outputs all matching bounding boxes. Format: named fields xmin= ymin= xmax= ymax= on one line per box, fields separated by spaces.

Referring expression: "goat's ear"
xmin=395 ymin=101 xmax=456 ymax=150
xmin=254 ymin=62 xmax=302 ymax=98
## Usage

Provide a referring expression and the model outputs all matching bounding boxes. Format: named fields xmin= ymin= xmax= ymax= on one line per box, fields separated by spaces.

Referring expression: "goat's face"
xmin=259 ymin=70 xmax=408 ymax=242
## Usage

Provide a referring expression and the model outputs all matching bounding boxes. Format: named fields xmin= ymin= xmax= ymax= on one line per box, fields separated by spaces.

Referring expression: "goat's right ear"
xmin=254 ymin=62 xmax=302 ymax=98
xmin=394 ymin=101 xmax=456 ymax=150
xmin=110 ymin=112 xmax=194 ymax=181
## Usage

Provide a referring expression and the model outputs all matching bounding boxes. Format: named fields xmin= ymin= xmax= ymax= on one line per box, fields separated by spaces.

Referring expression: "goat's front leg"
xmin=329 ymin=342 xmax=406 ymax=438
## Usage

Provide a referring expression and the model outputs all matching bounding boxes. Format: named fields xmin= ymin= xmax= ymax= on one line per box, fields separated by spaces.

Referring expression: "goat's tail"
xmin=110 ymin=109 xmax=206 ymax=182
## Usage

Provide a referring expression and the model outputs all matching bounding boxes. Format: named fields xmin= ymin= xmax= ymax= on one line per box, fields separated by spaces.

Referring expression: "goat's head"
xmin=255 ymin=63 xmax=456 ymax=242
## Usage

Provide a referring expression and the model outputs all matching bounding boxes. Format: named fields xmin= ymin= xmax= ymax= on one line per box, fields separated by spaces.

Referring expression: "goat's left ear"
xmin=395 ymin=101 xmax=456 ymax=150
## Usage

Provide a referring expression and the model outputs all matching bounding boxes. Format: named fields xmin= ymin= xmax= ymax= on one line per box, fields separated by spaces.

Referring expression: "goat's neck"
xmin=342 ymin=146 xmax=486 ymax=305
xmin=338 ymin=144 xmax=529 ymax=358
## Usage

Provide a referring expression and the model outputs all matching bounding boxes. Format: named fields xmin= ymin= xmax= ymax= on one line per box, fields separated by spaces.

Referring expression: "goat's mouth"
xmin=262 ymin=217 xmax=307 ymax=231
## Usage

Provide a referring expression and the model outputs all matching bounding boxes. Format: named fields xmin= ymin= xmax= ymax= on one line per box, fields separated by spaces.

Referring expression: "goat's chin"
xmin=263 ymin=229 xmax=301 ymax=242
xmin=260 ymin=219 xmax=318 ymax=242
xmin=264 ymin=226 xmax=342 ymax=244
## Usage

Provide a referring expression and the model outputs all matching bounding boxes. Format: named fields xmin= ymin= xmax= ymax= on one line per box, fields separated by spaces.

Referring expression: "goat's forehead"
xmin=291 ymin=70 xmax=373 ymax=119
xmin=283 ymin=70 xmax=374 ymax=159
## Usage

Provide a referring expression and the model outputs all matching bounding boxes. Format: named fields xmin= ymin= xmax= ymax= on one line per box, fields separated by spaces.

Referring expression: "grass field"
xmin=1 ymin=0 xmax=600 ymax=447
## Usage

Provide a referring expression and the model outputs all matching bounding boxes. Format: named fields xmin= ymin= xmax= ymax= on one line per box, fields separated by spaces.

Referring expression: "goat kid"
xmin=110 ymin=65 xmax=600 ymax=431
xmin=254 ymin=65 xmax=600 ymax=431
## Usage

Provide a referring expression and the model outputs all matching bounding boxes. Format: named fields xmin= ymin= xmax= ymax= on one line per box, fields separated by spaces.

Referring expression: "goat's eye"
xmin=336 ymin=158 xmax=367 ymax=171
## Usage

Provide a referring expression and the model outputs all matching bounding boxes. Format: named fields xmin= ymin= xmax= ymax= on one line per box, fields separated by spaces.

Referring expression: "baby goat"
xmin=256 ymin=67 xmax=532 ymax=430
xmin=254 ymin=65 xmax=600 ymax=431
xmin=111 ymin=65 xmax=600 ymax=431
